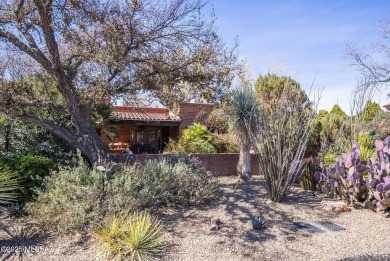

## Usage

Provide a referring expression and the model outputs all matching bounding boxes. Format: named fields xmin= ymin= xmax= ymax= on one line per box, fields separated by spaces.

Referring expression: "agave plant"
xmin=250 ymin=216 xmax=266 ymax=230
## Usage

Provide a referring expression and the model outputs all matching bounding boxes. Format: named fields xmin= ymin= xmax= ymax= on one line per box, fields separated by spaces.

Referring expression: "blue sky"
xmin=209 ymin=0 xmax=390 ymax=113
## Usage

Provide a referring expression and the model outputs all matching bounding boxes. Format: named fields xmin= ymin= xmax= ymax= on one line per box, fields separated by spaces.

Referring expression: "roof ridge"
xmin=113 ymin=106 xmax=169 ymax=114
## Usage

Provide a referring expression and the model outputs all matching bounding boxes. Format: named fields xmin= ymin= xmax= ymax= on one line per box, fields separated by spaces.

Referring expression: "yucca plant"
xmin=0 ymin=171 xmax=20 ymax=204
xmin=96 ymin=212 xmax=166 ymax=261
xmin=227 ymin=88 xmax=260 ymax=180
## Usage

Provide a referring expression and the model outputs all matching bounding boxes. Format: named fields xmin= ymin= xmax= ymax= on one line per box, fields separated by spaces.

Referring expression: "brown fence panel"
xmin=112 ymin=153 xmax=260 ymax=177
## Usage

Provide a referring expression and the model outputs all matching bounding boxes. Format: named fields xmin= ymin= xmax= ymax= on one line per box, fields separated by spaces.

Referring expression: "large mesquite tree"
xmin=0 ymin=0 xmax=236 ymax=164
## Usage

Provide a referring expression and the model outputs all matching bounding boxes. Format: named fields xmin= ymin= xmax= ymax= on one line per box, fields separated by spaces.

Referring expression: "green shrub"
xmin=210 ymin=134 xmax=238 ymax=153
xmin=164 ymin=123 xmax=217 ymax=153
xmin=108 ymin=157 xmax=220 ymax=213
xmin=321 ymin=151 xmax=339 ymax=166
xmin=27 ymin=156 xmax=220 ymax=233
xmin=95 ymin=212 xmax=165 ymax=261
xmin=181 ymin=123 xmax=213 ymax=143
xmin=0 ymin=154 xmax=57 ymax=201
xmin=26 ymin=162 xmax=104 ymax=233
xmin=186 ymin=140 xmax=217 ymax=153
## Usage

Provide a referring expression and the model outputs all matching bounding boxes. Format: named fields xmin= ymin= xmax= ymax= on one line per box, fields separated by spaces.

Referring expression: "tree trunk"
xmin=19 ymin=103 xmax=112 ymax=166
xmin=75 ymin=124 xmax=111 ymax=165
xmin=70 ymin=105 xmax=111 ymax=165
xmin=237 ymin=139 xmax=251 ymax=180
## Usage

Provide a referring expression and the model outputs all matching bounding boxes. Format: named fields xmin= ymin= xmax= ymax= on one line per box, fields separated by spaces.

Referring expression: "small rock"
xmin=211 ymin=217 xmax=221 ymax=226
xmin=321 ymin=200 xmax=350 ymax=212
xmin=209 ymin=224 xmax=219 ymax=231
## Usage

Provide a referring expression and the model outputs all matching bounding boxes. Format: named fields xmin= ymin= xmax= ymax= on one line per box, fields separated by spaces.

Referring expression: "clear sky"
xmin=209 ymin=0 xmax=390 ymax=113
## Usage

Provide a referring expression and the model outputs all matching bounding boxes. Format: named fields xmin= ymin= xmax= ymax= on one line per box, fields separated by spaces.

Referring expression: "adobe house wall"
xmin=113 ymin=153 xmax=260 ymax=177
xmin=178 ymin=102 xmax=214 ymax=134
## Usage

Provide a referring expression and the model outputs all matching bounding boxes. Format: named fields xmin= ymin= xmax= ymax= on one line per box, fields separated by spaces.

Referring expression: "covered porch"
xmin=100 ymin=107 xmax=180 ymax=154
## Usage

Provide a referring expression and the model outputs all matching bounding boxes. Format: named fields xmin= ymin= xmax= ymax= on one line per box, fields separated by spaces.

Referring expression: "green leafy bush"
xmin=0 ymin=154 xmax=57 ymax=201
xmin=0 ymin=119 xmax=76 ymax=165
xmin=164 ymin=123 xmax=217 ymax=153
xmin=95 ymin=212 xmax=165 ymax=261
xmin=27 ymin=157 xmax=220 ymax=233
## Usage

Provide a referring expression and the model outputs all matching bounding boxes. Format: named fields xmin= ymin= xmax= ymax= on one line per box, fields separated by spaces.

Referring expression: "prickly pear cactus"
xmin=315 ymin=136 xmax=390 ymax=212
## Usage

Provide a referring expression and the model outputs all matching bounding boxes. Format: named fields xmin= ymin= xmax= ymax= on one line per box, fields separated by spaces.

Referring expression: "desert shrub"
xmin=164 ymin=123 xmax=217 ymax=153
xmin=108 ymin=157 xmax=220 ymax=212
xmin=26 ymin=162 xmax=105 ymax=233
xmin=95 ymin=212 xmax=165 ymax=261
xmin=27 ymin=156 xmax=220 ymax=233
xmin=0 ymin=154 xmax=57 ymax=201
xmin=205 ymin=107 xmax=229 ymax=133
xmin=210 ymin=134 xmax=238 ymax=153
xmin=321 ymin=151 xmax=339 ymax=166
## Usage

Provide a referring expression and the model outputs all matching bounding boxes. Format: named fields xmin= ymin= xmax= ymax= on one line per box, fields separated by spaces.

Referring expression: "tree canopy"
xmin=346 ymin=17 xmax=390 ymax=93
xmin=254 ymin=73 xmax=310 ymax=116
xmin=329 ymin=105 xmax=347 ymax=118
xmin=0 ymin=0 xmax=237 ymax=164
xmin=360 ymin=100 xmax=382 ymax=122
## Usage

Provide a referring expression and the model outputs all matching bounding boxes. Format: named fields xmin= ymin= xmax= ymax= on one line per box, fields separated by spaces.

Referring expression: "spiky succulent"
xmin=250 ymin=216 xmax=266 ymax=230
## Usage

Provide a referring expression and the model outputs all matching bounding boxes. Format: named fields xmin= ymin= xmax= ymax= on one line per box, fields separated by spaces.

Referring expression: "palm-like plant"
xmin=0 ymin=171 xmax=19 ymax=204
xmin=227 ymin=88 xmax=260 ymax=180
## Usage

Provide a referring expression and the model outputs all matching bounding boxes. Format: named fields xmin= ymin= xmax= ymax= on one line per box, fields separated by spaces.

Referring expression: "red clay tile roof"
xmin=111 ymin=106 xmax=181 ymax=122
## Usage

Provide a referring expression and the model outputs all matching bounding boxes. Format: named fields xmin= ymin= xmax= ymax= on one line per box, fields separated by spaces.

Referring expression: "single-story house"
xmin=100 ymin=102 xmax=214 ymax=154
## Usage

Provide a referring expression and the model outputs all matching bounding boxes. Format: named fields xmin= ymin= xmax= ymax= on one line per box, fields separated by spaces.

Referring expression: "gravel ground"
xmin=1 ymin=176 xmax=390 ymax=261
xmin=161 ymin=177 xmax=390 ymax=261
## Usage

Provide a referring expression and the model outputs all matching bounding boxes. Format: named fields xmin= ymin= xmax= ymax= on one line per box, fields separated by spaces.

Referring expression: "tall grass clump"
xmin=96 ymin=212 xmax=165 ymax=261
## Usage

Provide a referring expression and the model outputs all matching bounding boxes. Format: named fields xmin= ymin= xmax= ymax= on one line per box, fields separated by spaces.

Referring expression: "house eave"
xmin=109 ymin=118 xmax=181 ymax=126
